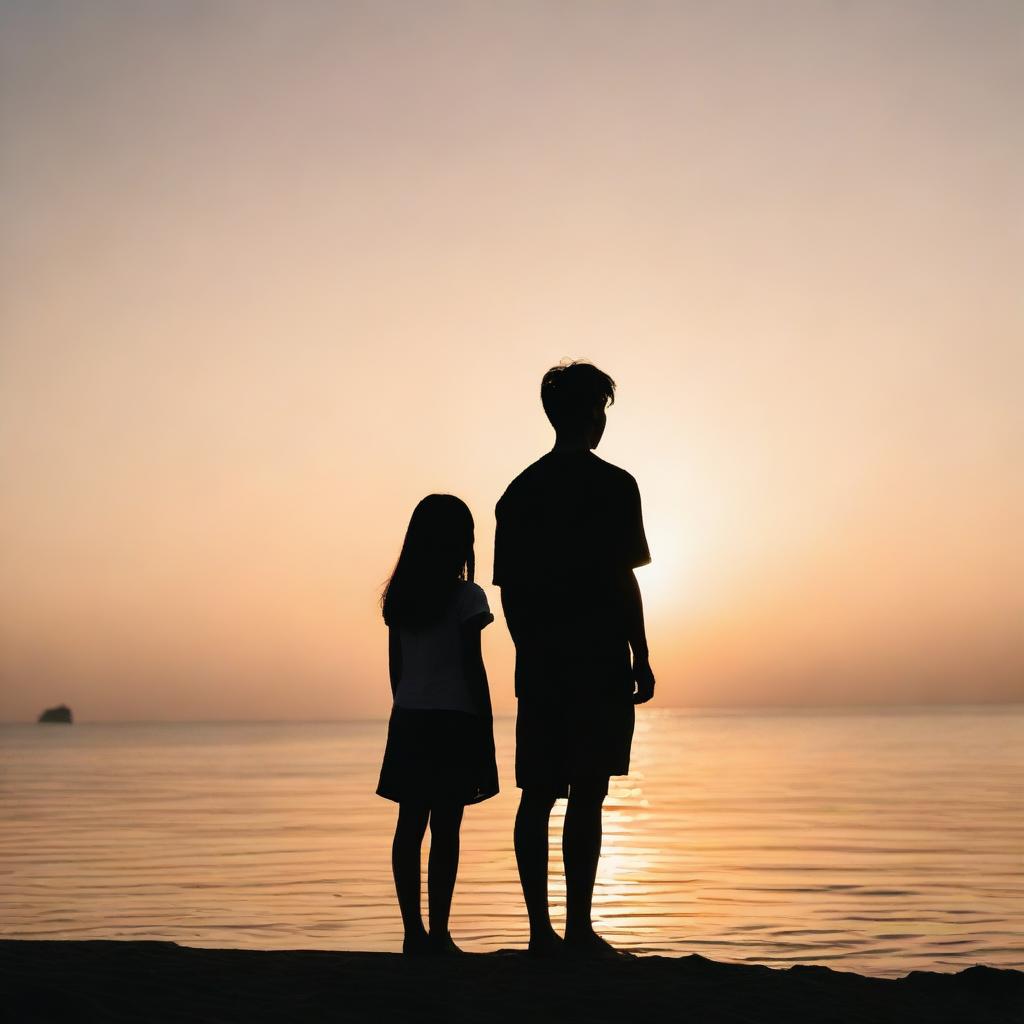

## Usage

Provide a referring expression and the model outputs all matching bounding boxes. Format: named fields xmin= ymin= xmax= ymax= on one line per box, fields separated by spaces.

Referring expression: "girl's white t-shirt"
xmin=394 ymin=582 xmax=493 ymax=715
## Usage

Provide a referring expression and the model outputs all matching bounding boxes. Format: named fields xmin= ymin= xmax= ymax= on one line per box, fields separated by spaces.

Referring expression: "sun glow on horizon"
xmin=636 ymin=525 xmax=700 ymax=618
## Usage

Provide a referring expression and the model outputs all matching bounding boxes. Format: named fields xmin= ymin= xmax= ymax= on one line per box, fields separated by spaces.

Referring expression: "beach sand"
xmin=3 ymin=940 xmax=1021 ymax=1023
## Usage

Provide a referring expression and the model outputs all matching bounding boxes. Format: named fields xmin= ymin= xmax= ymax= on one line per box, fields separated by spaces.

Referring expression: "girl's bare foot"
xmin=564 ymin=927 xmax=633 ymax=958
xmin=527 ymin=927 xmax=566 ymax=957
xmin=428 ymin=931 xmax=463 ymax=955
xmin=402 ymin=929 xmax=431 ymax=955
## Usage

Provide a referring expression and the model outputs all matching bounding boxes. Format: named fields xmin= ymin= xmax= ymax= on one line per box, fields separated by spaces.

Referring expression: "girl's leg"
xmin=392 ymin=802 xmax=430 ymax=953
xmin=426 ymin=802 xmax=464 ymax=949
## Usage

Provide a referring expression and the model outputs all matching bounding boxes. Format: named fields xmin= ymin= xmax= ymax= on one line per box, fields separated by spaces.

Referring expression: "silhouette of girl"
xmin=377 ymin=494 xmax=499 ymax=954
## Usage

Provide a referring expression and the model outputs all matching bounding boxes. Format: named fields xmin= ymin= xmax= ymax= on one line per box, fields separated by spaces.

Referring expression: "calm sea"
xmin=1 ymin=708 xmax=1021 ymax=977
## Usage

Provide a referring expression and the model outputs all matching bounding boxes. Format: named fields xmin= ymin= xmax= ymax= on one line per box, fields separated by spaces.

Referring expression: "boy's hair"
xmin=540 ymin=361 xmax=616 ymax=432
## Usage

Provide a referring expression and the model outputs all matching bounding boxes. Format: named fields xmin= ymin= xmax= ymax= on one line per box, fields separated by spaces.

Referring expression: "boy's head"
xmin=541 ymin=361 xmax=616 ymax=449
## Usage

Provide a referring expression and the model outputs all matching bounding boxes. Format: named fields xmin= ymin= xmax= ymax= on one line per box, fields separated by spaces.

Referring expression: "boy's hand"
xmin=633 ymin=656 xmax=656 ymax=704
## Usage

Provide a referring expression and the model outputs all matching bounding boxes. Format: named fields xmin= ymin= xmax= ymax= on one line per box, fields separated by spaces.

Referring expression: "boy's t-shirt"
xmin=394 ymin=582 xmax=493 ymax=715
xmin=493 ymin=451 xmax=650 ymax=701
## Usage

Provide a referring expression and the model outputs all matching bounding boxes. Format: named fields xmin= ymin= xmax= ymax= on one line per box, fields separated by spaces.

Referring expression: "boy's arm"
xmin=388 ymin=625 xmax=402 ymax=699
xmin=499 ymin=585 xmax=525 ymax=646
xmin=622 ymin=570 xmax=655 ymax=704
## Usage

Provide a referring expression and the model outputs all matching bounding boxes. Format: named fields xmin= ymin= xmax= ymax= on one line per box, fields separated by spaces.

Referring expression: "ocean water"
xmin=1 ymin=707 xmax=1021 ymax=978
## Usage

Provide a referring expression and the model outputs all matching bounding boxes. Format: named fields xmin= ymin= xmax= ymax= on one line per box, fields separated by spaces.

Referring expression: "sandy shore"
xmin=2 ymin=940 xmax=1021 ymax=1023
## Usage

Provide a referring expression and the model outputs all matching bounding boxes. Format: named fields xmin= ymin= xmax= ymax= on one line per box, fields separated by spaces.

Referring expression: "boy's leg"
xmin=514 ymin=788 xmax=563 ymax=953
xmin=393 ymin=803 xmax=430 ymax=952
xmin=426 ymin=802 xmax=464 ymax=949
xmin=563 ymin=777 xmax=613 ymax=951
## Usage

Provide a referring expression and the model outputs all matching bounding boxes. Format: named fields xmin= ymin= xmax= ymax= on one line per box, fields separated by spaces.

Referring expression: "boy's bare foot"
xmin=527 ymin=927 xmax=566 ymax=957
xmin=427 ymin=931 xmax=463 ymax=955
xmin=402 ymin=929 xmax=431 ymax=956
xmin=564 ymin=927 xmax=633 ymax=958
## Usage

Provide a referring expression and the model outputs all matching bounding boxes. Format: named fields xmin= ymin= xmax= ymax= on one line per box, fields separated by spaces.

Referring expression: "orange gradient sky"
xmin=1 ymin=2 xmax=1021 ymax=721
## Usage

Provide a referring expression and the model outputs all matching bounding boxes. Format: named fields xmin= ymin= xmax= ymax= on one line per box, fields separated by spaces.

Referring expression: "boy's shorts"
xmin=515 ymin=691 xmax=635 ymax=798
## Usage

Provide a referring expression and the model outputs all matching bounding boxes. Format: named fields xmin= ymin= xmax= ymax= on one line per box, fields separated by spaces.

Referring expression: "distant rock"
xmin=38 ymin=705 xmax=73 ymax=724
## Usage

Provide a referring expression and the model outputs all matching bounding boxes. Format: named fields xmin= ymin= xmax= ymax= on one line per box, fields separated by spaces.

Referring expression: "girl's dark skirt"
xmin=376 ymin=706 xmax=499 ymax=806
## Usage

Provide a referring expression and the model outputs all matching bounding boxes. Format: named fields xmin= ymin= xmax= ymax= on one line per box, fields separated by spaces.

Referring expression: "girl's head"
xmin=381 ymin=494 xmax=475 ymax=628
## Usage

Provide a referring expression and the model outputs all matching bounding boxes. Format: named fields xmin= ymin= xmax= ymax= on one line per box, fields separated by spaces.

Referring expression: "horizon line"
xmin=5 ymin=699 xmax=1023 ymax=726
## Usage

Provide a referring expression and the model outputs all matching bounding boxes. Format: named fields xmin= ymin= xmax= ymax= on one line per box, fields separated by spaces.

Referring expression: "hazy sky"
xmin=1 ymin=1 xmax=1021 ymax=721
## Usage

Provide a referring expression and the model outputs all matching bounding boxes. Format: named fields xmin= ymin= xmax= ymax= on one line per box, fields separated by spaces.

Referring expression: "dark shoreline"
xmin=3 ymin=940 xmax=1021 ymax=1023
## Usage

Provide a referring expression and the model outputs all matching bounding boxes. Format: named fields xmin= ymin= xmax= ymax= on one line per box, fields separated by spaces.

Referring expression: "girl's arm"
xmin=388 ymin=625 xmax=402 ymax=699
xmin=460 ymin=614 xmax=493 ymax=718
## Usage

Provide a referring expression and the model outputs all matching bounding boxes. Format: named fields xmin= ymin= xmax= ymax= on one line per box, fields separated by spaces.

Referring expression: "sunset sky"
xmin=1 ymin=1 xmax=1021 ymax=721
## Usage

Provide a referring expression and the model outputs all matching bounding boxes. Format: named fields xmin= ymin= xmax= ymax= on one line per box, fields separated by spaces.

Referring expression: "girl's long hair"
xmin=381 ymin=494 xmax=475 ymax=629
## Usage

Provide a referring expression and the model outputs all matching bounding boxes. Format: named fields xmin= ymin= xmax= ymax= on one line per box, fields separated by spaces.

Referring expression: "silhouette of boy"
xmin=494 ymin=361 xmax=655 ymax=956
